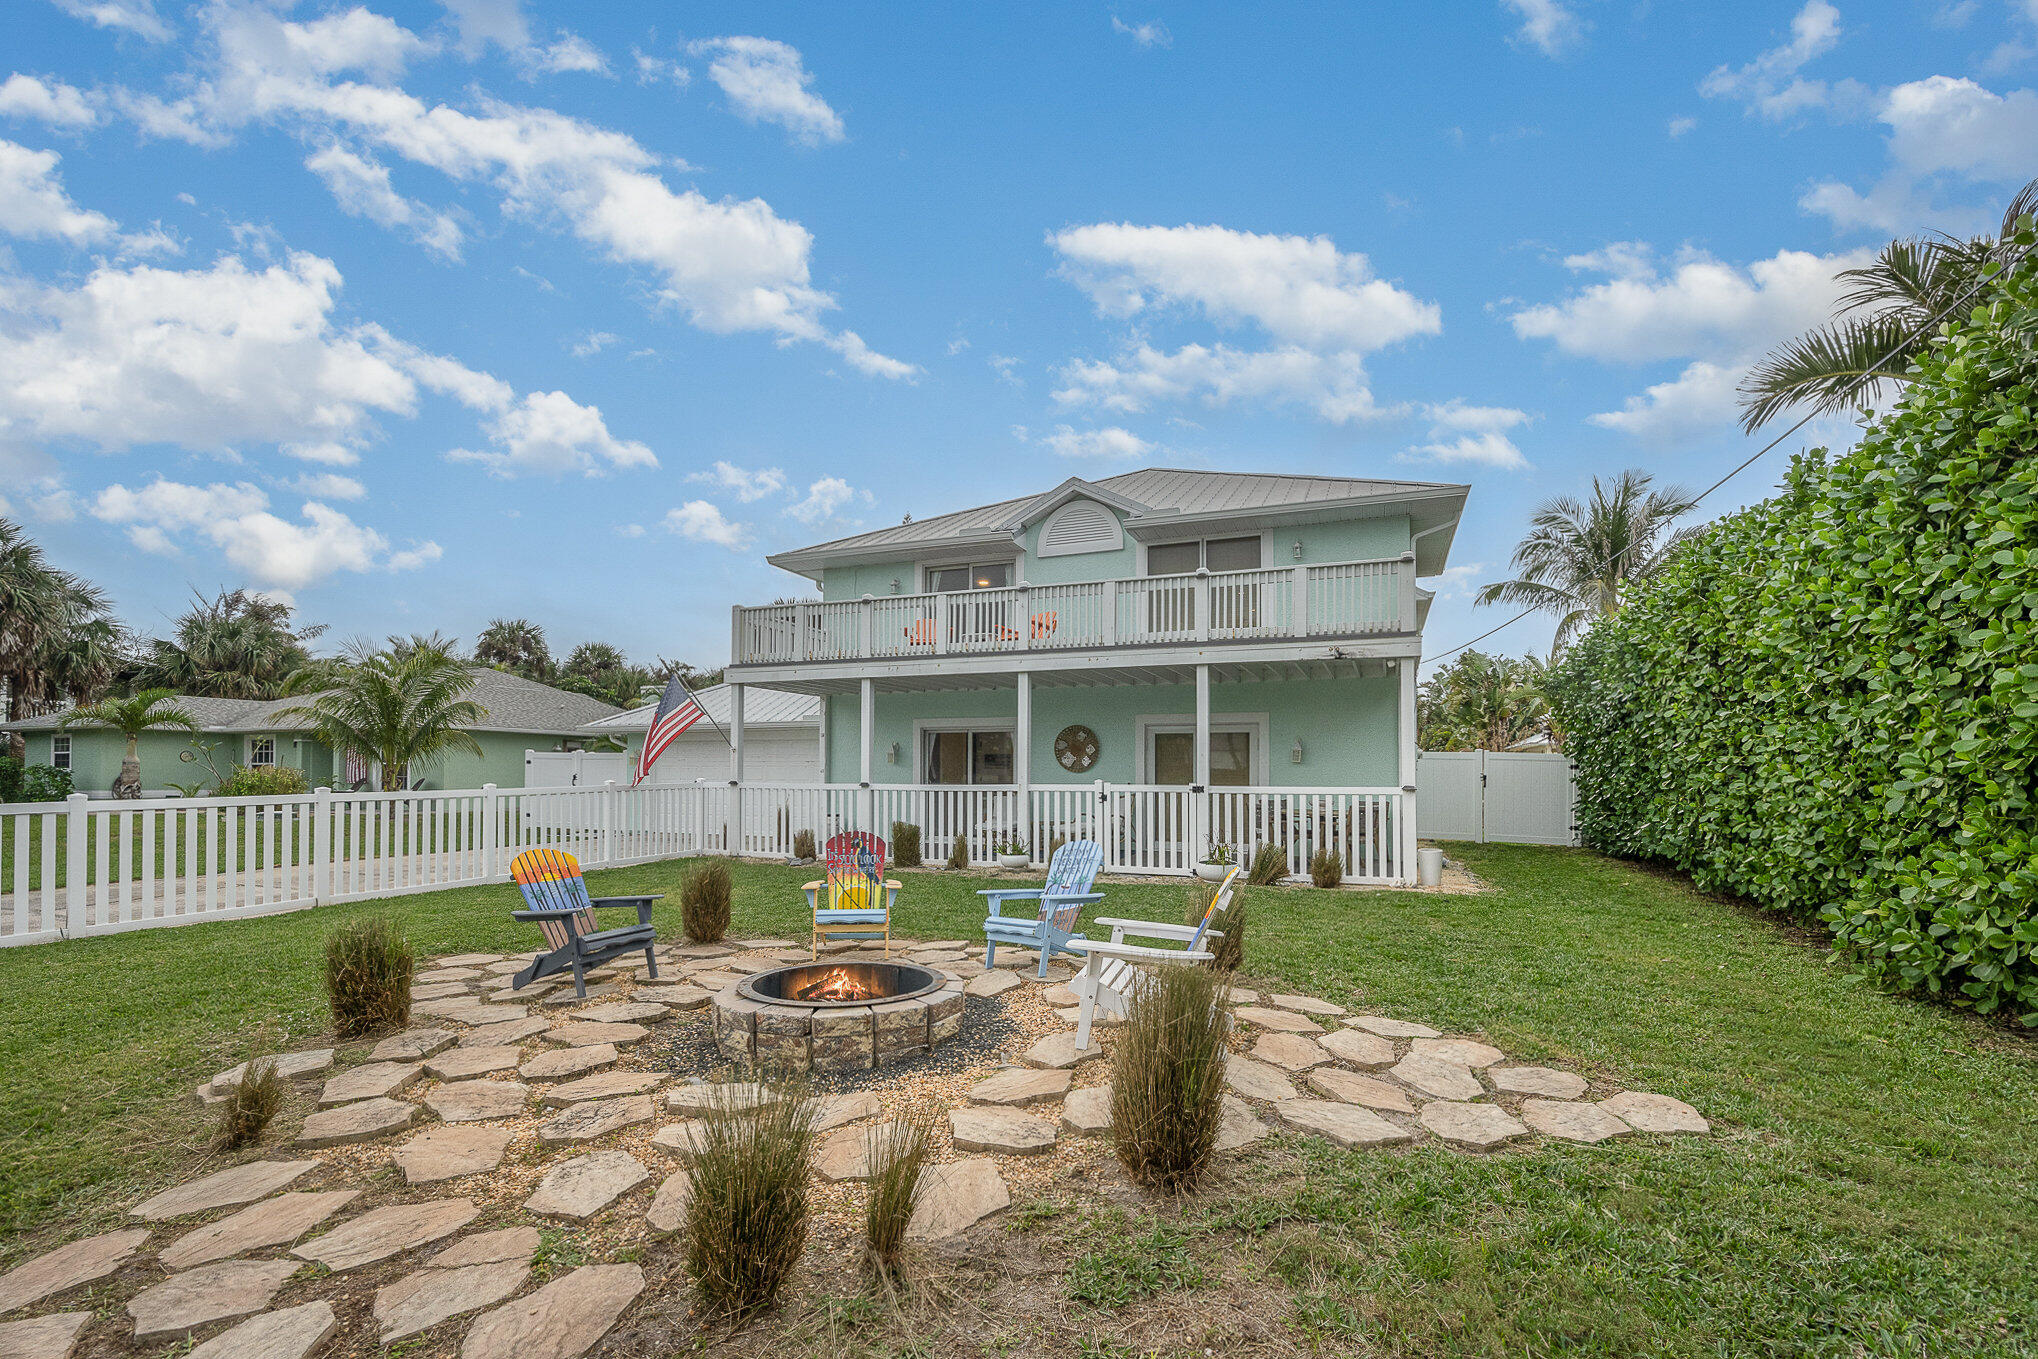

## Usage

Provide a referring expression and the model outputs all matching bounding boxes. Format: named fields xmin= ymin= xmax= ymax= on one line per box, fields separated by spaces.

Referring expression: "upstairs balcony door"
xmin=929 ymin=562 xmax=1014 ymax=647
xmin=1144 ymin=536 xmax=1263 ymax=635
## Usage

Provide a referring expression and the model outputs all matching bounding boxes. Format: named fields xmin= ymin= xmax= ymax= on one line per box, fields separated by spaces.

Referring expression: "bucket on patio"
xmin=1417 ymin=846 xmax=1444 ymax=887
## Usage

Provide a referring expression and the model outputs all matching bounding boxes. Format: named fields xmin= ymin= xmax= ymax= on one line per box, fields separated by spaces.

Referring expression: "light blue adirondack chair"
xmin=980 ymin=839 xmax=1104 ymax=977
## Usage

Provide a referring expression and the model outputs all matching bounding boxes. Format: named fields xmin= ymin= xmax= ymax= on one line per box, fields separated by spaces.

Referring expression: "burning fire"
xmin=793 ymin=967 xmax=882 ymax=1003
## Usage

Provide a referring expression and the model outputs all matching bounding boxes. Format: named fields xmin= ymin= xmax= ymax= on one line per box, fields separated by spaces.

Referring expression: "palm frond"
xmin=1735 ymin=312 xmax=1923 ymax=433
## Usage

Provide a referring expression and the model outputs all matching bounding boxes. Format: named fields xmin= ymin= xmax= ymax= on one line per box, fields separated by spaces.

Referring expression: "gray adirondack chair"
xmin=980 ymin=839 xmax=1104 ymax=977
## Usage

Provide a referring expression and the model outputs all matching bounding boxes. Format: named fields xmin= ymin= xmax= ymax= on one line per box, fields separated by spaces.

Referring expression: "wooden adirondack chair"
xmin=980 ymin=838 xmax=1104 ymax=977
xmin=805 ymin=830 xmax=901 ymax=958
xmin=1068 ymin=864 xmax=1240 ymax=1048
xmin=508 ymin=847 xmax=662 ymax=998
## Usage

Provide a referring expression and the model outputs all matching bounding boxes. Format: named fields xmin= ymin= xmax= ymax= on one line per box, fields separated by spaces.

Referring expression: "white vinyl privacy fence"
xmin=1415 ymin=751 xmax=1578 ymax=846
xmin=0 ymin=779 xmax=1413 ymax=946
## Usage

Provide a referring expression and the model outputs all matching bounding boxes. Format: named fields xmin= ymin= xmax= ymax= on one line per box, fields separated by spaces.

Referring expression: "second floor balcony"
xmin=730 ymin=554 xmax=1421 ymax=668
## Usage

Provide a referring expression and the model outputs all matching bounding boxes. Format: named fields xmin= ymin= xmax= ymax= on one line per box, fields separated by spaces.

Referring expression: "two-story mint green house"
xmin=719 ymin=468 xmax=1466 ymax=883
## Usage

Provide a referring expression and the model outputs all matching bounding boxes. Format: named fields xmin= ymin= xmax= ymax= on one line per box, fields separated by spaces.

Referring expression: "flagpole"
xmin=634 ymin=679 xmax=735 ymax=785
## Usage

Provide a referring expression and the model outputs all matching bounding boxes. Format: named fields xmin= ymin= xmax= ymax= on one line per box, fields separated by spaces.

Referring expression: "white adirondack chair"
xmin=1067 ymin=865 xmax=1241 ymax=1049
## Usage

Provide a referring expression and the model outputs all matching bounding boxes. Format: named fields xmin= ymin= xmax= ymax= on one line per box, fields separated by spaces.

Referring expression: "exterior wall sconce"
xmin=889 ymin=579 xmax=901 ymax=594
xmin=887 ymin=742 xmax=900 ymax=764
xmin=1291 ymin=738 xmax=1305 ymax=764
xmin=1292 ymin=540 xmax=1304 ymax=559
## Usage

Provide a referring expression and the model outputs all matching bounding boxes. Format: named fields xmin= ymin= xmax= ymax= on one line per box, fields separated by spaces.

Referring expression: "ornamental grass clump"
xmin=1309 ymin=848 xmax=1343 ymax=888
xmin=791 ymin=828 xmax=817 ymax=861
xmin=1183 ymin=884 xmax=1246 ymax=972
xmin=683 ymin=1086 xmax=818 ymax=1314
xmin=863 ymin=1108 xmax=938 ymax=1284
xmin=1246 ymin=842 xmax=1288 ymax=886
xmin=890 ymin=822 xmax=922 ymax=868
xmin=681 ymin=858 xmax=734 ymax=943
xmin=325 ymin=916 xmax=412 ymax=1037
xmin=1110 ymin=964 xmax=1228 ymax=1193
xmin=945 ymin=833 xmax=969 ymax=871
xmin=213 ymin=1056 xmax=284 ymax=1150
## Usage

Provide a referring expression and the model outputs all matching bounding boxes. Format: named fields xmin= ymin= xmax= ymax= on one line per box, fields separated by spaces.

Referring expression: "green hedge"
xmin=1550 ymin=256 xmax=2038 ymax=1020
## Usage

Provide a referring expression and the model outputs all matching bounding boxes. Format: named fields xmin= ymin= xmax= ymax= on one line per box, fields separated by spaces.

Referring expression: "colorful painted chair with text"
xmin=805 ymin=830 xmax=900 ymax=957
xmin=508 ymin=847 xmax=661 ymax=998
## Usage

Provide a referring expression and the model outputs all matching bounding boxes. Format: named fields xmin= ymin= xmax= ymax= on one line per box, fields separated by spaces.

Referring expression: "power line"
xmin=1420 ymin=242 xmax=2031 ymax=672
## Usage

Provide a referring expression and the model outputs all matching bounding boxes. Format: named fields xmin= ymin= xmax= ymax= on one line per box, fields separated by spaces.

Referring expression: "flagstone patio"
xmin=0 ymin=933 xmax=1710 ymax=1357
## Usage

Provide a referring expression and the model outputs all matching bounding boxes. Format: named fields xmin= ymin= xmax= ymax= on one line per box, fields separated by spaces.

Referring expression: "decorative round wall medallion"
xmin=1054 ymin=724 xmax=1100 ymax=773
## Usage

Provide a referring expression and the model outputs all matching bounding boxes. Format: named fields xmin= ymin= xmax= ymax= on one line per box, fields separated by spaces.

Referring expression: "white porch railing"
xmin=0 ymin=780 xmax=1412 ymax=947
xmin=731 ymin=554 xmax=1417 ymax=665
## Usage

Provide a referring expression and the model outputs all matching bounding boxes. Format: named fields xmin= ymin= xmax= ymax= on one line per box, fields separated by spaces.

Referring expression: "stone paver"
xmin=1053 ymin=1005 xmax=1124 ymax=1028
xmin=539 ymin=1068 xmax=669 ymax=1107
xmin=1215 ymin=1095 xmax=1271 ymax=1151
xmin=963 ymin=969 xmax=1020 ymax=998
xmin=412 ymin=982 xmax=473 ymax=1000
xmin=1318 ymin=1028 xmax=1397 ymax=1068
xmin=393 ymin=1127 xmax=515 ymax=1184
xmin=130 ymin=1160 xmax=317 ymax=1220
xmin=521 ymin=1045 xmax=617 ymax=1080
xmin=970 ymin=1068 xmax=1072 ymax=1106
xmin=318 ymin=1061 xmax=424 ymax=1105
xmin=649 ymin=1123 xmax=709 ymax=1160
xmin=184 ymin=1301 xmax=337 ymax=1359
xmin=417 ymin=966 xmax=482 ymax=982
xmin=461 ymin=1017 xmax=550 ymax=1047
xmin=1251 ymin=1032 xmax=1329 ymax=1071
xmin=207 ymin=1048 xmax=334 ymax=1093
xmin=1389 ymin=1053 xmax=1485 ymax=1101
xmin=1601 ymin=1090 xmax=1709 ymax=1134
xmin=377 ymin=1261 xmax=530 ymax=1342
xmin=575 ymin=1002 xmax=667 ymax=1024
xmin=1234 ymin=1006 xmax=1325 ymax=1034
xmin=372 ymin=1028 xmax=459 ymax=1062
xmin=544 ymin=1021 xmax=649 ymax=1048
xmin=1522 ymin=1098 xmax=1630 ymax=1143
xmin=811 ymin=1091 xmax=881 ymax=1131
xmin=1419 ymin=1101 xmax=1528 ymax=1148
xmin=814 ymin=1124 xmax=890 ymax=1181
xmin=127 ymin=1258 xmax=299 ymax=1339
xmin=1021 ymin=1033 xmax=1103 ymax=1070
xmin=1223 ymin=1054 xmax=1300 ymax=1103
xmin=292 ymin=1197 xmax=480 ymax=1271
xmin=665 ymin=1082 xmax=774 ymax=1115
xmin=1408 ymin=1038 xmax=1506 ymax=1070
xmin=415 ymin=1000 xmax=528 ymax=1026
xmin=644 ymin=1171 xmax=692 ymax=1233
xmin=457 ymin=1263 xmax=644 ymax=1359
xmin=298 ymin=1095 xmax=419 ymax=1147
xmin=0 ymin=1229 xmax=149 ymax=1314
xmin=1306 ymin=1067 xmax=1416 ymax=1114
xmin=538 ymin=1095 xmax=657 ymax=1145
xmin=1270 ymin=993 xmax=1346 ymax=1016
xmin=430 ymin=1226 xmax=541 ymax=1268
xmin=1275 ymin=1099 xmax=1415 ymax=1148
xmin=1039 ymin=984 xmax=1078 ymax=1006
xmin=159 ymin=1189 xmax=359 ymax=1269
xmin=425 ymin=1047 xmax=524 ymax=1081
xmin=439 ymin=953 xmax=506 ymax=967
xmin=630 ymin=985 xmax=710 ymax=1010
xmin=1060 ymin=1085 xmax=1112 ymax=1135
xmin=0 ymin=1313 xmax=90 ymax=1359
xmin=906 ymin=1158 xmax=1009 ymax=1239
xmin=427 ymin=1081 xmax=531 ymax=1122
xmin=1347 ymin=1015 xmax=1440 ymax=1040
xmin=1490 ymin=1066 xmax=1589 ymax=1099
xmin=949 ymin=1107 xmax=1057 ymax=1155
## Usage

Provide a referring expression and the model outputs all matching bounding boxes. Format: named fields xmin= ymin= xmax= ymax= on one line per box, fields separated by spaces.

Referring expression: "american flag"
xmin=633 ymin=676 xmax=708 ymax=784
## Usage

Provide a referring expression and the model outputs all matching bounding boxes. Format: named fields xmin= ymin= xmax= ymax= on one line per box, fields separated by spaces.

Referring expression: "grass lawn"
xmin=2 ymin=845 xmax=2034 ymax=1356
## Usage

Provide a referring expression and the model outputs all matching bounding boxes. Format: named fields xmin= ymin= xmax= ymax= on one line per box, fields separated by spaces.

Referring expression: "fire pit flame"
xmin=792 ymin=967 xmax=879 ymax=1003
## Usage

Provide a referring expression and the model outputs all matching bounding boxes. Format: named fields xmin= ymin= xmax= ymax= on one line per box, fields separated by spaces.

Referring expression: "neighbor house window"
xmin=50 ymin=735 xmax=70 ymax=770
xmin=247 ymin=736 xmax=275 ymax=767
xmin=923 ymin=728 xmax=1014 ymax=785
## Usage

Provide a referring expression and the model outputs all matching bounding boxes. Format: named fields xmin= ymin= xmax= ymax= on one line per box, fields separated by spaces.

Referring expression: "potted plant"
xmin=1195 ymin=842 xmax=1235 ymax=883
xmin=994 ymin=836 xmax=1030 ymax=870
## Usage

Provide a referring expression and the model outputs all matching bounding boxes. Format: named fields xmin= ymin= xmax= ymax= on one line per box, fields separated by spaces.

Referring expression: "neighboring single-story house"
xmin=574 ymin=684 xmax=822 ymax=784
xmin=0 ymin=667 xmax=622 ymax=797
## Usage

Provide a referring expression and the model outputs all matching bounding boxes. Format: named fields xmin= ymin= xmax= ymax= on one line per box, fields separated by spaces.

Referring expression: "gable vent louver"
xmin=1038 ymin=499 xmax=1123 ymax=557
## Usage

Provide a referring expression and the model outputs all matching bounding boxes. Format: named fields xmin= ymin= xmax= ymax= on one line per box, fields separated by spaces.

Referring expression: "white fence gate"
xmin=523 ymin=750 xmax=632 ymax=788
xmin=1415 ymin=751 xmax=1577 ymax=845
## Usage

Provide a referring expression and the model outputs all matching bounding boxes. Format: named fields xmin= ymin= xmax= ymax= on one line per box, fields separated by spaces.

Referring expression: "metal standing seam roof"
xmin=576 ymin=684 xmax=820 ymax=733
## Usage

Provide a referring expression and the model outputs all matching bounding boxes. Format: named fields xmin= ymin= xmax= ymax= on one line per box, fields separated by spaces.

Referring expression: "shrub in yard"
xmin=681 ymin=858 xmax=734 ymax=943
xmin=218 ymin=764 xmax=310 ymax=797
xmin=325 ymin=916 xmax=413 ymax=1037
xmin=214 ymin=1057 xmax=285 ymax=1150
xmin=684 ymin=1086 xmax=818 ymax=1313
xmin=890 ymin=822 xmax=922 ymax=868
xmin=791 ymin=828 xmax=816 ymax=861
xmin=0 ymin=755 xmax=21 ymax=804
xmin=1110 ymin=963 xmax=1227 ymax=1193
xmin=945 ymin=834 xmax=969 ymax=871
xmin=1308 ymin=848 xmax=1342 ymax=888
xmin=1246 ymin=842 xmax=1288 ymax=886
xmin=863 ymin=1108 xmax=937 ymax=1283
xmin=19 ymin=764 xmax=71 ymax=801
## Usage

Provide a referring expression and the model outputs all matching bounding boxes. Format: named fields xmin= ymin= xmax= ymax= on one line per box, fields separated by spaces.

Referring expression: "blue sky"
xmin=3 ymin=0 xmax=2033 ymax=668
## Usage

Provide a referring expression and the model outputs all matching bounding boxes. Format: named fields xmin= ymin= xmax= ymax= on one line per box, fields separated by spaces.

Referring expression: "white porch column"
xmin=1193 ymin=663 xmax=1211 ymax=865
xmin=728 ymin=683 xmax=745 ymax=854
xmin=1398 ymin=656 xmax=1419 ymax=883
xmin=858 ymin=678 xmax=876 ymax=834
xmin=1015 ymin=671 xmax=1033 ymax=856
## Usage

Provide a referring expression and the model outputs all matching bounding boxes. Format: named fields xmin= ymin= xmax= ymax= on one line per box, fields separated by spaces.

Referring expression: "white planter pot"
xmin=996 ymin=853 xmax=1030 ymax=870
xmin=1192 ymin=862 xmax=1230 ymax=883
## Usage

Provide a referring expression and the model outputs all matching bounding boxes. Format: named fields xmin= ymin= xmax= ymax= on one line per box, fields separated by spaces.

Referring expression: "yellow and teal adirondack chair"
xmin=805 ymin=830 xmax=900 ymax=958
xmin=980 ymin=838 xmax=1104 ymax=977
xmin=1068 ymin=863 xmax=1240 ymax=1047
xmin=508 ymin=847 xmax=662 ymax=998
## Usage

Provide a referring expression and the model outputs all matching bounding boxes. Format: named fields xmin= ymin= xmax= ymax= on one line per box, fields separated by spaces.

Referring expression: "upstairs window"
xmin=928 ymin=563 xmax=1011 ymax=593
xmin=1147 ymin=535 xmax=1262 ymax=575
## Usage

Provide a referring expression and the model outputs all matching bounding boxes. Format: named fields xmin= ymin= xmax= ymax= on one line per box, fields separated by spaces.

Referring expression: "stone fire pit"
xmin=712 ymin=960 xmax=966 ymax=1074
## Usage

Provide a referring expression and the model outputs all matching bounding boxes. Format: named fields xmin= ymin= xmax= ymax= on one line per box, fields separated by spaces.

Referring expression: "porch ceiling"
xmin=748 ymin=653 xmax=1402 ymax=696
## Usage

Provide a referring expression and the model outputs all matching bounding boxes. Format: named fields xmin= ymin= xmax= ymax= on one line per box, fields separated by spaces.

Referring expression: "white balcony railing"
xmin=730 ymin=554 xmax=1417 ymax=667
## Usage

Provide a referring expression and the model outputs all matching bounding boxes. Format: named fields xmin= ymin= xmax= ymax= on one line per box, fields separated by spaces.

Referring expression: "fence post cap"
xmin=483 ymin=782 xmax=497 ymax=790
xmin=65 ymin=792 xmax=88 ymax=804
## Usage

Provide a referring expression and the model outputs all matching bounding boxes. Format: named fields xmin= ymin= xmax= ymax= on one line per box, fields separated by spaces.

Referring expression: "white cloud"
xmin=0 ymin=75 xmax=101 ymax=129
xmin=687 ymin=36 xmax=844 ymax=146
xmin=305 ymin=142 xmax=463 ymax=259
xmin=786 ymin=476 xmax=870 ymax=524
xmin=662 ymin=500 xmax=747 ymax=549
xmin=1111 ymin=16 xmax=1173 ymax=48
xmin=633 ymin=48 xmax=689 ymax=86
xmin=1699 ymin=1 xmax=1865 ymax=119
xmin=1501 ymin=0 xmax=1584 ymax=55
xmin=1423 ymin=399 xmax=1530 ymax=434
xmin=827 ymin=329 xmax=921 ymax=380
xmin=1427 ymin=563 xmax=1487 ymax=601
xmin=1402 ymin=401 xmax=1532 ymax=469
xmin=1041 ymin=425 xmax=1155 ymax=460
xmin=1800 ymin=76 xmax=2038 ymax=232
xmin=1402 ymin=432 xmax=1529 ymax=470
xmin=534 ymin=34 xmax=608 ymax=76
xmin=281 ymin=471 xmax=366 ymax=500
xmin=386 ymin=540 xmax=442 ymax=570
xmin=614 ymin=522 xmax=645 ymax=538
xmin=1585 ymin=360 xmax=1743 ymax=442
xmin=1054 ymin=343 xmax=1391 ymax=423
xmin=0 ymin=140 xmax=118 ymax=245
xmin=439 ymin=0 xmax=529 ymax=56
xmin=570 ymin=330 xmax=617 ymax=358
xmin=50 ymin=0 xmax=169 ymax=42
xmin=688 ymin=461 xmax=787 ymax=502
xmin=1667 ymin=115 xmax=1698 ymax=138
xmin=448 ymin=390 xmax=656 ymax=477
xmin=989 ymin=354 xmax=1022 ymax=385
xmin=92 ymin=478 xmax=427 ymax=589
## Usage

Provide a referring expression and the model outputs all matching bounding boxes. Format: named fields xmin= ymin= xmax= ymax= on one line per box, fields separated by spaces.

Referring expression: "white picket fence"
xmin=1414 ymin=751 xmax=1577 ymax=846
xmin=0 ymin=779 xmax=1413 ymax=947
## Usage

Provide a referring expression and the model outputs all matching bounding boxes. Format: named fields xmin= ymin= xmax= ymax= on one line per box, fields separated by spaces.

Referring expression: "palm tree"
xmin=474 ymin=618 xmax=552 ymax=680
xmin=1419 ymin=650 xmax=1552 ymax=751
xmin=0 ymin=518 xmax=115 ymax=759
xmin=61 ymin=689 xmax=198 ymax=799
xmin=278 ymin=648 xmax=488 ymax=792
xmin=1739 ymin=177 xmax=2037 ymax=431
xmin=1476 ymin=469 xmax=1700 ymax=654
xmin=137 ymin=589 xmax=325 ymax=699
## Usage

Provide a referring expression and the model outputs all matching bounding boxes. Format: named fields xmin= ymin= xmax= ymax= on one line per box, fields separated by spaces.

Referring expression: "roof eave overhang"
xmin=766 ymin=531 xmax=1021 ymax=581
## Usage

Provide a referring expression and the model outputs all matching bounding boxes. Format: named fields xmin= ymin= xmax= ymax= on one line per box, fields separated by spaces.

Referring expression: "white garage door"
xmin=648 ymin=729 xmax=820 ymax=785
